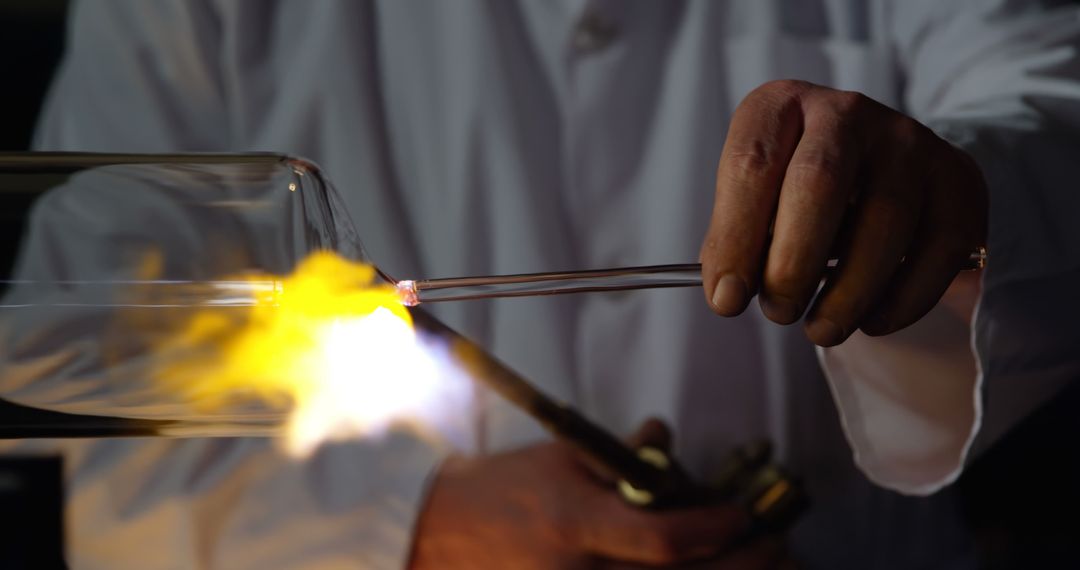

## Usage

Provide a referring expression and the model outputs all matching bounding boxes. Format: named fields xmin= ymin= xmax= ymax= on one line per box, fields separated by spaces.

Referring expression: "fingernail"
xmin=806 ymin=317 xmax=846 ymax=346
xmin=760 ymin=294 xmax=800 ymax=324
xmin=710 ymin=274 xmax=748 ymax=315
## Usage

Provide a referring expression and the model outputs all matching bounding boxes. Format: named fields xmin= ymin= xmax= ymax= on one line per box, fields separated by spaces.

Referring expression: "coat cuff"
xmin=815 ymin=293 xmax=982 ymax=496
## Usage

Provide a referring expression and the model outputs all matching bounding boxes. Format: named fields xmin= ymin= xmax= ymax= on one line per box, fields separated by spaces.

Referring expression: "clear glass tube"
xmin=396 ymin=264 xmax=703 ymax=305
xmin=396 ymin=247 xmax=987 ymax=306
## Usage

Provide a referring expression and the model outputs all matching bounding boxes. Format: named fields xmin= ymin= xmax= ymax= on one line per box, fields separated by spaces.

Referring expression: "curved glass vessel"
xmin=0 ymin=153 xmax=368 ymax=437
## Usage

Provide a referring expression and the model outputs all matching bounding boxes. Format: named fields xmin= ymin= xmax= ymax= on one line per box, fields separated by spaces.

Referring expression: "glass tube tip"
xmin=395 ymin=280 xmax=420 ymax=307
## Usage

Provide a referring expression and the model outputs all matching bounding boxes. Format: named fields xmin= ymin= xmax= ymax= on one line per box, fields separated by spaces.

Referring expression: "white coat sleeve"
xmin=818 ymin=0 xmax=1080 ymax=495
xmin=13 ymin=1 xmax=451 ymax=568
xmin=34 ymin=0 xmax=229 ymax=152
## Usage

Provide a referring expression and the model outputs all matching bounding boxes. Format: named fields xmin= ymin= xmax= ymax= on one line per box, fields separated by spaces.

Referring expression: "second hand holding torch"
xmin=409 ymin=308 xmax=807 ymax=537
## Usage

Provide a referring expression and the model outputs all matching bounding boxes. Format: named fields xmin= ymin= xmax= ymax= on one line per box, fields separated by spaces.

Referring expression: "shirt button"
xmin=572 ymin=9 xmax=619 ymax=54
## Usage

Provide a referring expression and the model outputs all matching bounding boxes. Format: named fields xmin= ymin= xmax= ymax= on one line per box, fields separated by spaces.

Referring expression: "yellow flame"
xmin=155 ymin=251 xmax=446 ymax=456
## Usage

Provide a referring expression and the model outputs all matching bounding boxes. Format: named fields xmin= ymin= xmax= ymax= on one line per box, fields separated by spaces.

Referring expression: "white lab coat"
xmin=4 ymin=0 xmax=1080 ymax=568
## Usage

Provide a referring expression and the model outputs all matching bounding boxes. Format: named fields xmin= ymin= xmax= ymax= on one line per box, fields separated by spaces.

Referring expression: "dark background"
xmin=1 ymin=2 xmax=1079 ymax=568
xmin=0 ymin=0 xmax=68 ymax=151
xmin=1 ymin=5 xmax=85 ymax=566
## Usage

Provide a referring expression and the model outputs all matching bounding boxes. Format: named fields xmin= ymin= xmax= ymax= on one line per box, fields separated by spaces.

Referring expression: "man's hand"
xmin=701 ymin=80 xmax=987 ymax=346
xmin=408 ymin=419 xmax=791 ymax=569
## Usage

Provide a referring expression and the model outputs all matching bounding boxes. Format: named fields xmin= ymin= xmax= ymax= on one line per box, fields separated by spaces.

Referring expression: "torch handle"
xmin=409 ymin=309 xmax=695 ymax=501
xmin=410 ymin=308 xmax=807 ymax=531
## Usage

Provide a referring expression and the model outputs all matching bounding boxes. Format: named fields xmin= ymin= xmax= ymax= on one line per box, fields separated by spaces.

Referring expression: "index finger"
xmin=702 ymin=80 xmax=807 ymax=316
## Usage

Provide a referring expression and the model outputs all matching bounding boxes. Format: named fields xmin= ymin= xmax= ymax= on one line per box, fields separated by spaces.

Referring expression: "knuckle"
xmin=787 ymin=146 xmax=846 ymax=186
xmin=738 ymin=80 xmax=806 ymax=118
xmin=758 ymin=79 xmax=811 ymax=97
xmin=828 ymin=89 xmax=869 ymax=117
xmin=722 ymin=140 xmax=775 ymax=183
xmin=890 ymin=120 xmax=936 ymax=170
xmin=891 ymin=116 xmax=925 ymax=147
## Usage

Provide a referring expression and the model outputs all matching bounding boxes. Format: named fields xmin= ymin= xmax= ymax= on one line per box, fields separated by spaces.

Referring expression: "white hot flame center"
xmin=287 ymin=307 xmax=442 ymax=455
